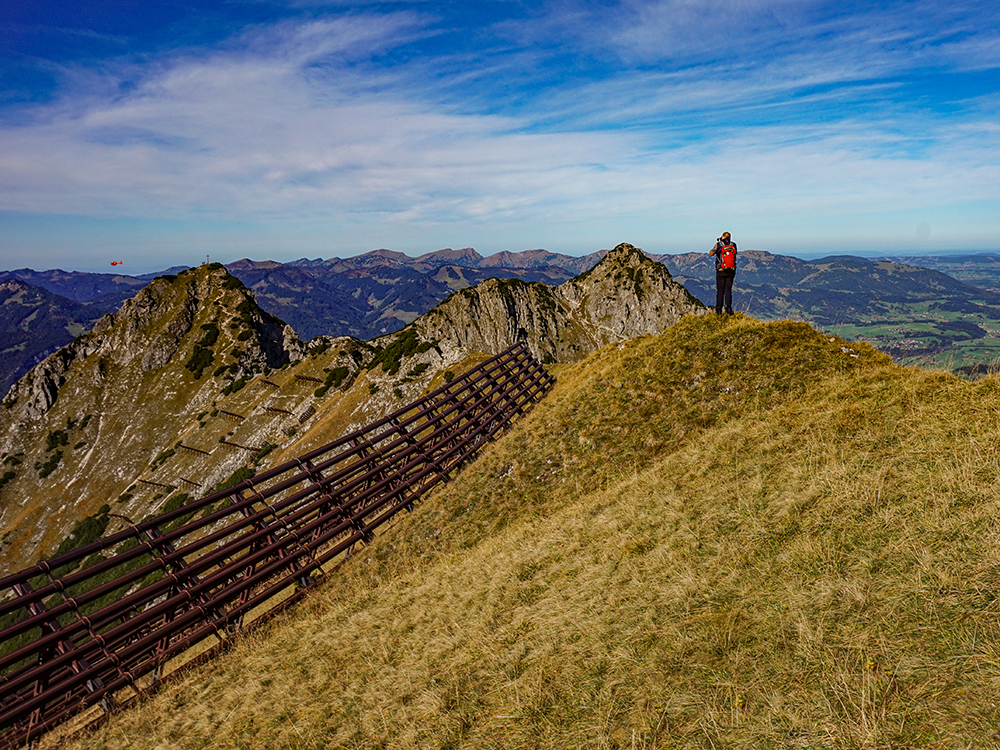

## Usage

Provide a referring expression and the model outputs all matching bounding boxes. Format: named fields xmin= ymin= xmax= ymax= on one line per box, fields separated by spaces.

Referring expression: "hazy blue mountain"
xmin=0 ymin=279 xmax=119 ymax=396
xmin=880 ymin=254 xmax=1000 ymax=291
xmin=0 ymin=268 xmax=147 ymax=303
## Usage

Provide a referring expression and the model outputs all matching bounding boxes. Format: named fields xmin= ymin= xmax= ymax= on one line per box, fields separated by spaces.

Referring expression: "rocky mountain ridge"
xmin=226 ymin=250 xmax=596 ymax=342
xmin=0 ymin=249 xmax=603 ymax=397
xmin=411 ymin=243 xmax=703 ymax=364
xmin=314 ymin=246 xmax=605 ymax=274
xmin=9 ymin=248 xmax=1000 ymax=396
xmin=0 ymin=245 xmax=699 ymax=574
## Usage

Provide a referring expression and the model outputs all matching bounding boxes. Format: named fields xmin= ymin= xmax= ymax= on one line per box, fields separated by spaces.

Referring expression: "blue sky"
xmin=1 ymin=1 xmax=998 ymax=273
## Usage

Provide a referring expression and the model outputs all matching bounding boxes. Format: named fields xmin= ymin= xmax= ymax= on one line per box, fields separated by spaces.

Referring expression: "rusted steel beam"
xmin=177 ymin=443 xmax=211 ymax=456
xmin=219 ymin=440 xmax=255 ymax=452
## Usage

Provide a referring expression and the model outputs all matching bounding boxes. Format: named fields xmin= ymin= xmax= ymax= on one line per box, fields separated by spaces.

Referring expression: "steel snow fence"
xmin=0 ymin=342 xmax=554 ymax=748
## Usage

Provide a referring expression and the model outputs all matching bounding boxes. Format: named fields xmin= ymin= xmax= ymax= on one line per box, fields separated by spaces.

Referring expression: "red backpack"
xmin=719 ymin=243 xmax=736 ymax=270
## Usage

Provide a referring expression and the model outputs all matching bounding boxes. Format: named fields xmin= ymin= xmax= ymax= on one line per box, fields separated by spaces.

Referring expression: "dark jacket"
xmin=710 ymin=239 xmax=738 ymax=273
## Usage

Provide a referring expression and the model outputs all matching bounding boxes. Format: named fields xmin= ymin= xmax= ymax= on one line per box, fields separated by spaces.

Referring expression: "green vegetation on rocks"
xmin=44 ymin=429 xmax=69 ymax=452
xmin=149 ymin=445 xmax=177 ymax=472
xmin=369 ymin=328 xmax=436 ymax=375
xmin=34 ymin=450 xmax=62 ymax=479
xmin=307 ymin=340 xmax=330 ymax=357
xmin=185 ymin=347 xmax=214 ymax=379
xmin=221 ymin=375 xmax=250 ymax=395
xmin=185 ymin=322 xmax=221 ymax=379
xmin=54 ymin=504 xmax=111 ymax=560
xmin=314 ymin=366 xmax=349 ymax=397
xmin=406 ymin=362 xmax=430 ymax=378
xmin=211 ymin=466 xmax=255 ymax=495
xmin=158 ymin=493 xmax=196 ymax=532
xmin=197 ymin=322 xmax=220 ymax=348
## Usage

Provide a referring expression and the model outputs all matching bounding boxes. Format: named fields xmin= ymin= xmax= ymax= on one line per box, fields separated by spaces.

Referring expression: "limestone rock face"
xmin=560 ymin=243 xmax=705 ymax=344
xmin=409 ymin=243 xmax=705 ymax=363
xmin=137 ymin=287 xmax=197 ymax=372
xmin=9 ymin=340 xmax=101 ymax=421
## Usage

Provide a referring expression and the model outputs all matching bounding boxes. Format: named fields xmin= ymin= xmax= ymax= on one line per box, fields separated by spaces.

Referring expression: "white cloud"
xmin=0 ymin=2 xmax=998 ymax=266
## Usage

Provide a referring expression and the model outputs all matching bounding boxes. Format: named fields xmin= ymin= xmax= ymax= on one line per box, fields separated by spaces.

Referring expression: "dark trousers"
xmin=715 ymin=271 xmax=735 ymax=314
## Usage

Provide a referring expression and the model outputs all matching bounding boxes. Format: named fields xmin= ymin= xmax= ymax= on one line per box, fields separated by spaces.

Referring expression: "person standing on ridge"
xmin=709 ymin=231 xmax=737 ymax=315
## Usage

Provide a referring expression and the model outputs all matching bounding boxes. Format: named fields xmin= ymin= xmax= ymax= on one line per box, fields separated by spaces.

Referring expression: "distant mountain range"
xmin=226 ymin=247 xmax=601 ymax=342
xmin=5 ymin=247 xmax=1000 ymax=396
xmin=880 ymin=254 xmax=1000 ymax=291
xmin=661 ymin=251 xmax=1000 ymax=322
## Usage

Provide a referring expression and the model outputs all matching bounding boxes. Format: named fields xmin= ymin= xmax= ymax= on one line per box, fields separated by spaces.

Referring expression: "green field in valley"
xmin=824 ymin=298 xmax=1000 ymax=376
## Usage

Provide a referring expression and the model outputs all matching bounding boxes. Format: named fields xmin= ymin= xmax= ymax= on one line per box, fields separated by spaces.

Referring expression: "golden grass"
xmin=64 ymin=315 xmax=1000 ymax=748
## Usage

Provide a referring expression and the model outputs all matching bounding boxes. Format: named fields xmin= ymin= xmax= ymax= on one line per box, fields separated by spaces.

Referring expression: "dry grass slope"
xmin=66 ymin=315 xmax=1000 ymax=749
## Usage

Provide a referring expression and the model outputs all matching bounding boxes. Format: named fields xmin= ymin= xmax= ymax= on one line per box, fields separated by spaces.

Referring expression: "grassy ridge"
xmin=68 ymin=315 xmax=1000 ymax=748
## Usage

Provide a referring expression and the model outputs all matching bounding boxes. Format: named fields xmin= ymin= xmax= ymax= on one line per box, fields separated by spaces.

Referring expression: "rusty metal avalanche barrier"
xmin=0 ymin=342 xmax=554 ymax=748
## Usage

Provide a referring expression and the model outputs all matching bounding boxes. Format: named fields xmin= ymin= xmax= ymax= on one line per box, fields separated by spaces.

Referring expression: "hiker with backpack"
xmin=709 ymin=231 xmax=737 ymax=315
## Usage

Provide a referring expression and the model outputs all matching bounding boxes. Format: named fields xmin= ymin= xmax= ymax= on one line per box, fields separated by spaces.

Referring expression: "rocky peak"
xmin=0 ymin=264 xmax=313 ymax=573
xmin=0 ymin=278 xmax=26 ymax=294
xmin=559 ymin=242 xmax=704 ymax=342
xmin=2 ymin=265 xmax=302 ymax=424
xmin=405 ymin=243 xmax=705 ymax=363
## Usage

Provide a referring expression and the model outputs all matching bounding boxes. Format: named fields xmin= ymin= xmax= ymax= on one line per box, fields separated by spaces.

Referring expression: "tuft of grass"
xmin=66 ymin=315 xmax=1000 ymax=749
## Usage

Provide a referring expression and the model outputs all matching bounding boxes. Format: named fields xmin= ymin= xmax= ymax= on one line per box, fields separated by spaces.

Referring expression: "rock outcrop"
xmin=408 ymin=243 xmax=705 ymax=363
